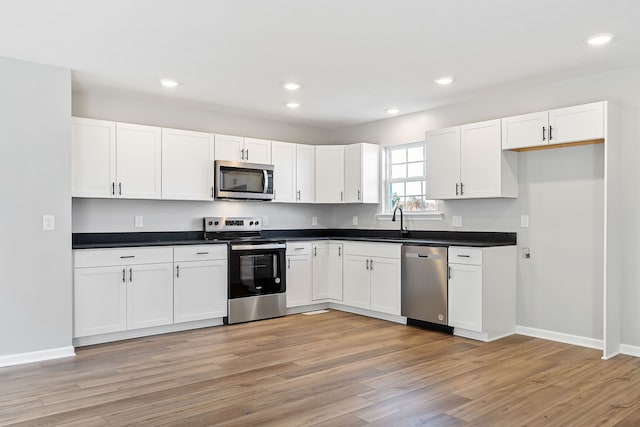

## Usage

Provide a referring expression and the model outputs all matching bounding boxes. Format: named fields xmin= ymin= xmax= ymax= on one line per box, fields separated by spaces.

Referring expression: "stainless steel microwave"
xmin=214 ymin=160 xmax=274 ymax=201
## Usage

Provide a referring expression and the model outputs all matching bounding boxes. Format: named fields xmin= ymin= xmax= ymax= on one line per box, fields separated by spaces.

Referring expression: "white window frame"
xmin=378 ymin=141 xmax=442 ymax=220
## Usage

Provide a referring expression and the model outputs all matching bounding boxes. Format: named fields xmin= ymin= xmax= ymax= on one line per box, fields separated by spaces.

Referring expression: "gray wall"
xmin=332 ymin=65 xmax=640 ymax=345
xmin=0 ymin=57 xmax=72 ymax=356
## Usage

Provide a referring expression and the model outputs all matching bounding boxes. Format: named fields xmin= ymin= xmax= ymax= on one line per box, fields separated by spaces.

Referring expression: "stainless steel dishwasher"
xmin=401 ymin=245 xmax=449 ymax=328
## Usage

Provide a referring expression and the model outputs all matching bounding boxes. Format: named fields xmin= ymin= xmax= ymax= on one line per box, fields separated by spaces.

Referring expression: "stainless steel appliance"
xmin=401 ymin=245 xmax=449 ymax=328
xmin=204 ymin=217 xmax=286 ymax=324
xmin=215 ymin=160 xmax=274 ymax=201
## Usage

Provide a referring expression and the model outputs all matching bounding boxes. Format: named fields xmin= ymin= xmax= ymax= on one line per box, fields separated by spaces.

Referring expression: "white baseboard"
xmin=515 ymin=325 xmax=603 ymax=350
xmin=620 ymin=344 xmax=640 ymax=358
xmin=0 ymin=346 xmax=75 ymax=368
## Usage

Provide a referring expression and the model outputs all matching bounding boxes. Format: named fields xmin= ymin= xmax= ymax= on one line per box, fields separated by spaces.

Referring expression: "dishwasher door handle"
xmin=406 ymin=252 xmax=443 ymax=260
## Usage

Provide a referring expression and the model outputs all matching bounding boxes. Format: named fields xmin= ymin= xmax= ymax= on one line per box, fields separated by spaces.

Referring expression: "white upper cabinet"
xmin=116 ymin=122 xmax=162 ymax=199
xmin=315 ymin=145 xmax=345 ymax=203
xmin=426 ymin=126 xmax=461 ymax=200
xmin=271 ymin=141 xmax=297 ymax=203
xmin=161 ymin=128 xmax=214 ymax=201
xmin=344 ymin=143 xmax=380 ymax=203
xmin=296 ymin=144 xmax=315 ymax=203
xmin=214 ymin=134 xmax=271 ymax=163
xmin=72 ymin=118 xmax=117 ymax=198
xmin=502 ymin=101 xmax=605 ymax=150
xmin=427 ymin=120 xmax=517 ymax=200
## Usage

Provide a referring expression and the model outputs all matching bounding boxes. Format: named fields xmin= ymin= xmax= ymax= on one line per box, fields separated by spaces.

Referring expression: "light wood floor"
xmin=1 ymin=310 xmax=640 ymax=426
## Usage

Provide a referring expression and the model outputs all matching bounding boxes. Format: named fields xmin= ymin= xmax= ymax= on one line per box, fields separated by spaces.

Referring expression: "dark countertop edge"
xmin=73 ymin=229 xmax=516 ymax=250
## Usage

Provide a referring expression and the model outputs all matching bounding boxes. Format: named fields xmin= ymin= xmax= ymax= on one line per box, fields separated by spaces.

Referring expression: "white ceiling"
xmin=0 ymin=0 xmax=638 ymax=129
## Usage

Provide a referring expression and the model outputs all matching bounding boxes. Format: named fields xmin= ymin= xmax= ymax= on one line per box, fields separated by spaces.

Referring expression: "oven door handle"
xmin=231 ymin=243 xmax=286 ymax=251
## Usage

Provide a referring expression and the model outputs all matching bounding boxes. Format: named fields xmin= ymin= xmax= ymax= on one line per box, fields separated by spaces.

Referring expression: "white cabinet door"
xmin=448 ymin=263 xmax=483 ymax=332
xmin=312 ymin=243 xmax=330 ymax=300
xmin=244 ymin=138 xmax=272 ymax=164
xmin=296 ymin=144 xmax=315 ymax=203
xmin=214 ymin=134 xmax=244 ymax=161
xmin=161 ymin=128 xmax=214 ymax=201
xmin=460 ymin=119 xmax=502 ymax=198
xmin=315 ymin=145 xmax=345 ymax=203
xmin=369 ymin=256 xmax=401 ymax=315
xmin=116 ymin=122 xmax=162 ymax=199
xmin=126 ymin=263 xmax=174 ymax=330
xmin=501 ymin=111 xmax=548 ymax=150
xmin=344 ymin=144 xmax=362 ymax=203
xmin=174 ymin=259 xmax=227 ymax=323
xmin=327 ymin=243 xmax=343 ymax=301
xmin=548 ymin=101 xmax=604 ymax=145
xmin=342 ymin=255 xmax=370 ymax=309
xmin=286 ymin=255 xmax=312 ymax=307
xmin=72 ymin=118 xmax=116 ymax=198
xmin=426 ymin=126 xmax=460 ymax=200
xmin=73 ymin=266 xmax=127 ymax=337
xmin=271 ymin=141 xmax=297 ymax=203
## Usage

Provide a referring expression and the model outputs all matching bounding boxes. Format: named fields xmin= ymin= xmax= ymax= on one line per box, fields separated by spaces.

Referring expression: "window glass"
xmin=385 ymin=143 xmax=438 ymax=213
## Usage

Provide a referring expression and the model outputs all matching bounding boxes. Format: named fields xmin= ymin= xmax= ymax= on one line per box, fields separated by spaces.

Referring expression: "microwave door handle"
xmin=263 ymin=170 xmax=269 ymax=194
xmin=274 ymin=255 xmax=277 ymax=278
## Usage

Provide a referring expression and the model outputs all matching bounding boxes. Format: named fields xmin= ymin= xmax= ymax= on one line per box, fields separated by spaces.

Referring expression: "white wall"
xmin=332 ymin=65 xmax=640 ymax=346
xmin=0 ymin=57 xmax=72 ymax=358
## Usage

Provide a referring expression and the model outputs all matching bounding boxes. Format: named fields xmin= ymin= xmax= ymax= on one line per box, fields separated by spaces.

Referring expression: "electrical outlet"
xmin=352 ymin=216 xmax=358 ymax=225
xmin=452 ymin=216 xmax=462 ymax=227
xmin=522 ymin=247 xmax=531 ymax=259
xmin=42 ymin=215 xmax=55 ymax=231
xmin=134 ymin=216 xmax=144 ymax=228
xmin=312 ymin=216 xmax=318 ymax=226
xmin=520 ymin=214 xmax=529 ymax=228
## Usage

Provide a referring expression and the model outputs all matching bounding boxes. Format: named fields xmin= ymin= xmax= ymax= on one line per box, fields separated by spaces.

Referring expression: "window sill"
xmin=376 ymin=212 xmax=444 ymax=221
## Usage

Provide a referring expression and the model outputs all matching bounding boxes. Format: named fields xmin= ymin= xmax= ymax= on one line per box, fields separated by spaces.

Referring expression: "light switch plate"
xmin=42 ymin=215 xmax=55 ymax=231
xmin=134 ymin=216 xmax=144 ymax=228
xmin=352 ymin=216 xmax=358 ymax=226
xmin=312 ymin=216 xmax=318 ymax=226
xmin=452 ymin=216 xmax=462 ymax=227
xmin=520 ymin=214 xmax=529 ymax=228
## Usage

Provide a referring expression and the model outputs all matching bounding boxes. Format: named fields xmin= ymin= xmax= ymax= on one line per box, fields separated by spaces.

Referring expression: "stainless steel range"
xmin=204 ymin=217 xmax=286 ymax=324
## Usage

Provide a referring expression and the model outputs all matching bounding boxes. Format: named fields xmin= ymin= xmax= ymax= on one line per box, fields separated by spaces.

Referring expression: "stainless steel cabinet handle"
xmin=460 ymin=182 xmax=464 ymax=195
xmin=240 ymin=148 xmax=245 ymax=160
xmin=245 ymin=149 xmax=248 ymax=160
xmin=287 ymin=258 xmax=291 ymax=269
xmin=176 ymin=265 xmax=180 ymax=278
xmin=370 ymin=258 xmax=373 ymax=270
xmin=196 ymin=251 xmax=209 ymax=255
xmin=313 ymin=246 xmax=317 ymax=256
xmin=118 ymin=182 xmax=122 ymax=195
xmin=366 ymin=259 xmax=369 ymax=270
xmin=448 ymin=266 xmax=452 ymax=280
xmin=294 ymin=247 xmax=304 ymax=250
xmin=122 ymin=268 xmax=126 ymax=283
xmin=340 ymin=191 xmax=343 ymax=201
xmin=542 ymin=126 xmax=546 ymax=141
xmin=338 ymin=246 xmax=341 ymax=257
xmin=297 ymin=190 xmax=301 ymax=201
xmin=457 ymin=254 xmax=471 ymax=258
xmin=358 ymin=190 xmax=361 ymax=200
xmin=120 ymin=255 xmax=135 ymax=259
xmin=129 ymin=268 xmax=133 ymax=282
xmin=211 ymin=187 xmax=214 ymax=198
xmin=112 ymin=182 xmax=115 ymax=196
xmin=456 ymin=183 xmax=459 ymax=196
xmin=549 ymin=125 xmax=553 ymax=141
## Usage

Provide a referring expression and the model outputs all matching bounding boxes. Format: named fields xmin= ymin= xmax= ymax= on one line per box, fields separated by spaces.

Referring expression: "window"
xmin=385 ymin=142 xmax=438 ymax=213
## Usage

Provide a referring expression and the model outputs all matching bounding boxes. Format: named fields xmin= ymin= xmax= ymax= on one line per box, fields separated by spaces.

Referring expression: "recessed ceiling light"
xmin=386 ymin=108 xmax=400 ymax=114
xmin=283 ymin=82 xmax=301 ymax=91
xmin=435 ymin=77 xmax=454 ymax=85
xmin=160 ymin=79 xmax=179 ymax=88
xmin=587 ymin=33 xmax=613 ymax=45
xmin=286 ymin=102 xmax=300 ymax=109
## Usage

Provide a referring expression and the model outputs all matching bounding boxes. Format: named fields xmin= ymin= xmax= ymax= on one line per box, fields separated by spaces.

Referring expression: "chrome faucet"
xmin=392 ymin=206 xmax=409 ymax=236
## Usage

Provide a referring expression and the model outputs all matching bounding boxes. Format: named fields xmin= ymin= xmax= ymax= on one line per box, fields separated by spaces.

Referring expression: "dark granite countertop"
xmin=73 ymin=229 xmax=516 ymax=249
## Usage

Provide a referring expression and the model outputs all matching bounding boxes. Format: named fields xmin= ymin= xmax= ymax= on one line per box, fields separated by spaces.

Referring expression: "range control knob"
xmin=208 ymin=221 xmax=213 ymax=226
xmin=214 ymin=221 xmax=219 ymax=226
xmin=249 ymin=221 xmax=254 ymax=226
xmin=255 ymin=221 xmax=260 ymax=226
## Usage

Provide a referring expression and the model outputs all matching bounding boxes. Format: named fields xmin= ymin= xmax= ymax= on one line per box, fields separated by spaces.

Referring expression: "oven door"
xmin=215 ymin=160 xmax=274 ymax=200
xmin=229 ymin=244 xmax=286 ymax=298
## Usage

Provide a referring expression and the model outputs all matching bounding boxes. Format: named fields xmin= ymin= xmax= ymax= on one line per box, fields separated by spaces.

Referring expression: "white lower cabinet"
xmin=173 ymin=245 xmax=228 ymax=323
xmin=126 ymin=263 xmax=174 ymax=330
xmin=312 ymin=242 xmax=344 ymax=302
xmin=448 ymin=246 xmax=516 ymax=341
xmin=342 ymin=242 xmax=401 ymax=315
xmin=286 ymin=242 xmax=313 ymax=307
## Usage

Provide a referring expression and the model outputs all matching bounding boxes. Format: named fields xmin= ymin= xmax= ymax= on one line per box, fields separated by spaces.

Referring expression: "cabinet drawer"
xmin=448 ymin=247 xmax=482 ymax=265
xmin=343 ymin=242 xmax=401 ymax=259
xmin=286 ymin=241 xmax=312 ymax=255
xmin=74 ymin=247 xmax=173 ymax=268
xmin=174 ymin=244 xmax=227 ymax=262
